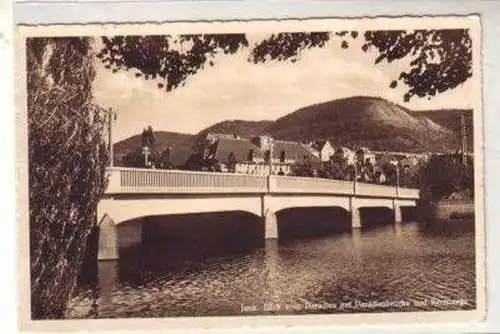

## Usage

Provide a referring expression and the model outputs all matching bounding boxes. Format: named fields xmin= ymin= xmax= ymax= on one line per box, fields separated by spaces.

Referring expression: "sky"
xmin=91 ymin=34 xmax=474 ymax=142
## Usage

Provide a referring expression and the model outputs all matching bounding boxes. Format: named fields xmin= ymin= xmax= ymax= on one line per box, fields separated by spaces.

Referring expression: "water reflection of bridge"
xmin=97 ymin=167 xmax=420 ymax=260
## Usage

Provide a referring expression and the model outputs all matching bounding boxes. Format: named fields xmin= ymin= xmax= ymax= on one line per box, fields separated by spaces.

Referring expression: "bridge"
xmin=97 ymin=167 xmax=420 ymax=260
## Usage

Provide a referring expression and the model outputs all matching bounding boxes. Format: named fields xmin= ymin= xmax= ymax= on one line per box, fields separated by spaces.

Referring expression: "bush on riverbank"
xmin=418 ymin=153 xmax=474 ymax=203
xmin=27 ymin=37 xmax=109 ymax=319
xmin=413 ymin=153 xmax=474 ymax=221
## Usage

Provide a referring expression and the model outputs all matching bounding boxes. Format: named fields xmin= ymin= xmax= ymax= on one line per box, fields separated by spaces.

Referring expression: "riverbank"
xmin=428 ymin=199 xmax=475 ymax=221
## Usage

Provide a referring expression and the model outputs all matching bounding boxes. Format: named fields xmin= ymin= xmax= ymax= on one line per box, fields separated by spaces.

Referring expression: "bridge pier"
xmin=98 ymin=214 xmax=118 ymax=260
xmin=264 ymin=209 xmax=278 ymax=240
xmin=393 ymin=200 xmax=402 ymax=224
xmin=350 ymin=198 xmax=361 ymax=229
xmin=98 ymin=214 xmax=143 ymax=260
xmin=262 ymin=195 xmax=278 ymax=240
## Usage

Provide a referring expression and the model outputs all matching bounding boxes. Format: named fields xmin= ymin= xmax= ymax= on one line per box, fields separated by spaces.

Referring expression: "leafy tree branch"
xmin=98 ymin=29 xmax=472 ymax=101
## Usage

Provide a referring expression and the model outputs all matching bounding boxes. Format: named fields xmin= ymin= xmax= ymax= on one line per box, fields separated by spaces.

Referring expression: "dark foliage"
xmin=249 ymin=32 xmax=331 ymax=63
xmin=27 ymin=37 xmax=109 ymax=319
xmin=122 ymin=148 xmax=146 ymax=168
xmin=249 ymin=29 xmax=472 ymax=101
xmin=418 ymin=153 xmax=474 ymax=202
xmin=122 ymin=125 xmax=164 ymax=168
xmin=113 ymin=130 xmax=192 ymax=166
xmin=98 ymin=29 xmax=472 ymax=101
xmin=159 ymin=146 xmax=173 ymax=169
xmin=326 ymin=154 xmax=348 ymax=180
xmin=141 ymin=125 xmax=156 ymax=149
xmin=98 ymin=34 xmax=248 ymax=91
xmin=184 ymin=152 xmax=205 ymax=171
xmin=292 ymin=164 xmax=315 ymax=178
xmin=363 ymin=30 xmax=472 ymax=101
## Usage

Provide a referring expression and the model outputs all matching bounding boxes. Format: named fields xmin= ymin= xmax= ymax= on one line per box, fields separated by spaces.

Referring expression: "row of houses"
xmin=201 ymin=133 xmax=318 ymax=175
xmin=130 ymin=132 xmax=430 ymax=178
xmin=303 ymin=140 xmax=374 ymax=165
xmin=192 ymin=133 xmax=425 ymax=176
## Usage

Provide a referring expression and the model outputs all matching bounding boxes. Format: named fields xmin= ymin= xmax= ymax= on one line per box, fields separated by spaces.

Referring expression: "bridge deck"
xmin=105 ymin=167 xmax=419 ymax=200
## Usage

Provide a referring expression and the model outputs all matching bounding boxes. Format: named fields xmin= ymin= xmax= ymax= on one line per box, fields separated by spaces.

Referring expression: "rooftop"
xmin=209 ymin=136 xmax=320 ymax=164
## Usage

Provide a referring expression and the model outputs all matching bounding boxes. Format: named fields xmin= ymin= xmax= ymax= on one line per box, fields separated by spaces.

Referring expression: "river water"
xmin=67 ymin=216 xmax=476 ymax=318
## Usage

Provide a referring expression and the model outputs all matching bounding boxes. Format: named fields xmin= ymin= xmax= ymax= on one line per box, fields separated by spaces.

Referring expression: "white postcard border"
xmin=15 ymin=15 xmax=485 ymax=332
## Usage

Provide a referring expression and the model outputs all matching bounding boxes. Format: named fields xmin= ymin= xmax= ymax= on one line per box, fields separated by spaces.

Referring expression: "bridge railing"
xmin=272 ymin=175 xmax=354 ymax=195
xmin=356 ymin=182 xmax=396 ymax=198
xmin=397 ymin=187 xmax=421 ymax=199
xmin=105 ymin=167 xmax=419 ymax=199
xmin=108 ymin=167 xmax=268 ymax=193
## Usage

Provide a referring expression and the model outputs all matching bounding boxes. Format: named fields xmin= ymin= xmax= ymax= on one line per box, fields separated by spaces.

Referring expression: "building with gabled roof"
xmin=273 ymin=139 xmax=322 ymax=164
xmin=309 ymin=140 xmax=335 ymax=162
xmin=203 ymin=134 xmax=320 ymax=175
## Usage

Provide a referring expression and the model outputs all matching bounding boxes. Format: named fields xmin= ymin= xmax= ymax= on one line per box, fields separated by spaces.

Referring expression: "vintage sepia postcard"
xmin=16 ymin=15 xmax=485 ymax=331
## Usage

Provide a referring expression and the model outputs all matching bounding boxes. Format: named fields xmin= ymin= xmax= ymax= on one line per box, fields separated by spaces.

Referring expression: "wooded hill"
xmin=114 ymin=96 xmax=473 ymax=162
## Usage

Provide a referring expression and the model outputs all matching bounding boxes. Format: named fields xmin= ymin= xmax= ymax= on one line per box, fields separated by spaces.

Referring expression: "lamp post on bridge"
xmin=391 ymin=160 xmax=400 ymax=196
xmin=268 ymin=138 xmax=274 ymax=176
xmin=353 ymin=160 xmax=358 ymax=195
xmin=142 ymin=146 xmax=151 ymax=168
xmin=266 ymin=138 xmax=274 ymax=192
xmin=105 ymin=108 xmax=117 ymax=167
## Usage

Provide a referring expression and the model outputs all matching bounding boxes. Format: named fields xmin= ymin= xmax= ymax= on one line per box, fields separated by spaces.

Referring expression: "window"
xmin=280 ymin=150 xmax=286 ymax=162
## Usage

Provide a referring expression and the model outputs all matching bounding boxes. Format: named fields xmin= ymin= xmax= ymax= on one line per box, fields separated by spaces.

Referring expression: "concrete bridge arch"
xmin=97 ymin=194 xmax=417 ymax=260
xmin=96 ymin=168 xmax=419 ymax=260
xmin=98 ymin=196 xmax=263 ymax=226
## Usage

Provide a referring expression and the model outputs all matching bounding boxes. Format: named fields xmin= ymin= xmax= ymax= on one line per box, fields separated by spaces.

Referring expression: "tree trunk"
xmin=27 ymin=37 xmax=108 ymax=319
